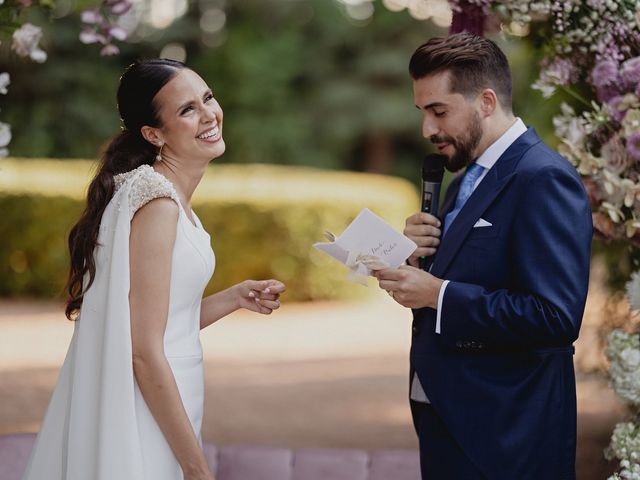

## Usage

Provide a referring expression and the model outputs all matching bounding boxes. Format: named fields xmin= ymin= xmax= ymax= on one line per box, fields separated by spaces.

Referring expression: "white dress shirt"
xmin=411 ymin=118 xmax=527 ymax=403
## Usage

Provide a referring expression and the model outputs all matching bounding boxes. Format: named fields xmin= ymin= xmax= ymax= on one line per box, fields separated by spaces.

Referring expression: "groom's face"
xmin=413 ymin=72 xmax=484 ymax=173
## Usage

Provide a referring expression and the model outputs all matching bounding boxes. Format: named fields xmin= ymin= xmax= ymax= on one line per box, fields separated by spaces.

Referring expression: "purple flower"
xmin=627 ymin=131 xmax=640 ymax=162
xmin=591 ymin=59 xmax=620 ymax=88
xmin=621 ymin=57 xmax=640 ymax=88
xmin=109 ymin=1 xmax=133 ymax=16
xmin=597 ymin=83 xmax=621 ymax=103
xmin=607 ymin=96 xmax=627 ymax=122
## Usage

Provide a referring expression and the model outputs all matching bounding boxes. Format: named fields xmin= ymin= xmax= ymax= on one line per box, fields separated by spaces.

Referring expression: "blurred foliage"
xmin=0 ymin=0 xmax=562 ymax=189
xmin=592 ymin=240 xmax=640 ymax=293
xmin=0 ymin=158 xmax=418 ymax=300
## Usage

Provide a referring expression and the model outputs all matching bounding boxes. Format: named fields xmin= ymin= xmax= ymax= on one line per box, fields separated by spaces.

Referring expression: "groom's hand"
xmin=404 ymin=212 xmax=441 ymax=267
xmin=374 ymin=265 xmax=443 ymax=309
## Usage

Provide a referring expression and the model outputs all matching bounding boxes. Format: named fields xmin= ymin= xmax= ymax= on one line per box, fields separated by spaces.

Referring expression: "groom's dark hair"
xmin=409 ymin=32 xmax=513 ymax=113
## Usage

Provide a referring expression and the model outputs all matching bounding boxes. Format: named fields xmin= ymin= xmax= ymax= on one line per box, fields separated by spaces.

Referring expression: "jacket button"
xmin=412 ymin=326 xmax=420 ymax=336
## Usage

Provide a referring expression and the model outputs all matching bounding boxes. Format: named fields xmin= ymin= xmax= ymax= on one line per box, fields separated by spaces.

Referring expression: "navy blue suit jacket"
xmin=411 ymin=128 xmax=592 ymax=479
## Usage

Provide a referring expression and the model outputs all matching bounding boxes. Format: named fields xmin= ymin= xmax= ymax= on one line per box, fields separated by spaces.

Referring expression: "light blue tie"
xmin=443 ymin=162 xmax=485 ymax=237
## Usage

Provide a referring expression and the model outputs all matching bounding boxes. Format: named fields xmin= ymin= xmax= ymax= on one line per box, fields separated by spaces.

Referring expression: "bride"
xmin=22 ymin=59 xmax=285 ymax=480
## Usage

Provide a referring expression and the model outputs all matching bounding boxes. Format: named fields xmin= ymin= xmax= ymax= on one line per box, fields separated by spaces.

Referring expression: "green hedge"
xmin=0 ymin=159 xmax=418 ymax=301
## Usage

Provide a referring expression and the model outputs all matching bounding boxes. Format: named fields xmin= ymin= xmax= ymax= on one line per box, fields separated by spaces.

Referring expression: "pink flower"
xmin=100 ymin=44 xmax=120 ymax=56
xmin=109 ymin=0 xmax=133 ymax=16
xmin=583 ymin=177 xmax=604 ymax=207
xmin=602 ymin=135 xmax=632 ymax=173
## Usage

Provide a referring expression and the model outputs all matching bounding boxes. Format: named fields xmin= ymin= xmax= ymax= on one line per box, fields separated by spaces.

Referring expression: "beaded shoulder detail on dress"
xmin=113 ymin=164 xmax=180 ymax=219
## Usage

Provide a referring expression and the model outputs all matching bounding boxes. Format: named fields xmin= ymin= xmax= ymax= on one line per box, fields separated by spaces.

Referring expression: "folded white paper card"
xmin=313 ymin=208 xmax=418 ymax=285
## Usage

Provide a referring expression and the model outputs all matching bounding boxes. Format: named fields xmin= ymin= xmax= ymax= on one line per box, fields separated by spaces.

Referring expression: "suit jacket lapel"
xmin=431 ymin=127 xmax=541 ymax=277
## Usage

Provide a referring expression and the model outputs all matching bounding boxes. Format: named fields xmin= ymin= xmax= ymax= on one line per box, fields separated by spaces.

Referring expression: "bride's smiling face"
xmin=150 ymin=68 xmax=225 ymax=163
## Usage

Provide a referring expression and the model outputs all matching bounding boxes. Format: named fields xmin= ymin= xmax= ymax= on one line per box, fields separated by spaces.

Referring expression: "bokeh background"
xmin=0 ymin=1 xmax=634 ymax=479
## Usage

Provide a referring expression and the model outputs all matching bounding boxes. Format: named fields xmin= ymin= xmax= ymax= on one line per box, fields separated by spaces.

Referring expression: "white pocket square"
xmin=473 ymin=218 xmax=492 ymax=228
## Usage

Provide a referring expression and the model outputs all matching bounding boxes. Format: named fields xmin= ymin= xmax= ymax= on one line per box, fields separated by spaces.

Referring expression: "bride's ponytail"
xmin=65 ymin=59 xmax=186 ymax=320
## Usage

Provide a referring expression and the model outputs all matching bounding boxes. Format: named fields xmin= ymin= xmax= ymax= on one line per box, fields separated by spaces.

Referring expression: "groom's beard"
xmin=431 ymin=112 xmax=483 ymax=173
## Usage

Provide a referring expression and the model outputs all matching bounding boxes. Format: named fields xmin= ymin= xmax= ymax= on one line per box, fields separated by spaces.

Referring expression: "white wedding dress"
xmin=22 ymin=164 xmax=215 ymax=480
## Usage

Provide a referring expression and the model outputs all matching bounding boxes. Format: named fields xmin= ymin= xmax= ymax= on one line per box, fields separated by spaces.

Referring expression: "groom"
xmin=375 ymin=33 xmax=592 ymax=479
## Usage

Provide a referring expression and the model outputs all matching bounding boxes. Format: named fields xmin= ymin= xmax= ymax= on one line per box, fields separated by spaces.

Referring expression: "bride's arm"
xmin=129 ymin=198 xmax=213 ymax=480
xmin=199 ymin=279 xmax=285 ymax=330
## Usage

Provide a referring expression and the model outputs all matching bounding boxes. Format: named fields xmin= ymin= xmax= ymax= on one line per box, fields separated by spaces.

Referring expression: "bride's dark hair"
xmin=65 ymin=58 xmax=186 ymax=320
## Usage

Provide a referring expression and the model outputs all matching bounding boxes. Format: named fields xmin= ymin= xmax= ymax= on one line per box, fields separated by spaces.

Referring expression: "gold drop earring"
xmin=156 ymin=143 xmax=164 ymax=162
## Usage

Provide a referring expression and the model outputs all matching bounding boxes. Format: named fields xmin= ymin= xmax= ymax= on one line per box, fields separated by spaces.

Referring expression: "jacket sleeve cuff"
xmin=435 ymin=280 xmax=450 ymax=334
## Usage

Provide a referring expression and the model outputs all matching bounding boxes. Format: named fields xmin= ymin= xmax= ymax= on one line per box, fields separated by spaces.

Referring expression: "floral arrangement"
xmin=410 ymin=0 xmax=640 ymax=477
xmin=606 ymin=419 xmax=640 ymax=479
xmin=79 ymin=0 xmax=132 ymax=56
xmin=612 ymin=274 xmax=640 ymax=478
xmin=607 ymin=329 xmax=640 ymax=405
xmin=0 ymin=0 xmax=133 ymax=156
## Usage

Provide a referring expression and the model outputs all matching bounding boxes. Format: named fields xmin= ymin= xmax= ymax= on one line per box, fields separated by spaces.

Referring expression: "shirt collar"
xmin=475 ymin=118 xmax=527 ymax=171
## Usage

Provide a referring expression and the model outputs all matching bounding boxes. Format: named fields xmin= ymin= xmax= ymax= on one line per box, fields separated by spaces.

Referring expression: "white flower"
xmin=0 ymin=73 xmax=10 ymax=95
xmin=532 ymin=79 xmax=557 ymax=98
xmin=12 ymin=23 xmax=47 ymax=63
xmin=607 ymin=330 xmax=640 ymax=404
xmin=600 ymin=170 xmax=639 ymax=211
xmin=79 ymin=28 xmax=106 ymax=45
xmin=623 ymin=109 xmax=640 ymax=139
xmin=627 ymin=271 xmax=640 ymax=311
xmin=0 ymin=122 xmax=11 ymax=148
xmin=621 ymin=347 xmax=640 ymax=369
xmin=108 ymin=26 xmax=128 ymax=41
xmin=553 ymin=103 xmax=588 ymax=156
xmin=80 ymin=8 xmax=103 ymax=25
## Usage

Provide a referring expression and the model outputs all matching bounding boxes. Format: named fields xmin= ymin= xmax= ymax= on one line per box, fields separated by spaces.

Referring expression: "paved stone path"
xmin=0 ymin=291 xmax=625 ymax=479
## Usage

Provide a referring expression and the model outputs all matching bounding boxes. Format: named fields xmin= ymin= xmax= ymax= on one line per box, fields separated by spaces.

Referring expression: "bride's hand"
xmin=236 ymin=279 xmax=286 ymax=314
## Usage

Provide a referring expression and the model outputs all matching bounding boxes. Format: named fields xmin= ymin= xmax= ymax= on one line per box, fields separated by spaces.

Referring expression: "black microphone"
xmin=419 ymin=154 xmax=445 ymax=270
